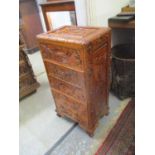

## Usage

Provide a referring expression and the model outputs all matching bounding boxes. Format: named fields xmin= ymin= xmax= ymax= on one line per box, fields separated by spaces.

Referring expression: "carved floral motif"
xmin=87 ymin=36 xmax=107 ymax=53
xmin=45 ymin=62 xmax=84 ymax=88
xmin=40 ymin=44 xmax=83 ymax=69
xmin=52 ymin=26 xmax=97 ymax=38
xmin=49 ymin=76 xmax=86 ymax=102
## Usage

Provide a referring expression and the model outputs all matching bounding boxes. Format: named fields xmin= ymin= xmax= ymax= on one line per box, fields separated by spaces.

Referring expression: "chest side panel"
xmin=84 ymin=33 xmax=111 ymax=128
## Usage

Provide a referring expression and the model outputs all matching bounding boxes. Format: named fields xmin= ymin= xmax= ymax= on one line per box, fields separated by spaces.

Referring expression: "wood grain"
xmin=37 ymin=26 xmax=111 ymax=136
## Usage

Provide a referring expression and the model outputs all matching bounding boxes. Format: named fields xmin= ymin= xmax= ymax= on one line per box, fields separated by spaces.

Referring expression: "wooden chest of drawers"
xmin=37 ymin=26 xmax=111 ymax=136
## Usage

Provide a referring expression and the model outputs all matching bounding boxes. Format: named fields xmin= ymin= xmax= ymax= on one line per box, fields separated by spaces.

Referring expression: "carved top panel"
xmin=37 ymin=26 xmax=110 ymax=45
xmin=51 ymin=26 xmax=97 ymax=38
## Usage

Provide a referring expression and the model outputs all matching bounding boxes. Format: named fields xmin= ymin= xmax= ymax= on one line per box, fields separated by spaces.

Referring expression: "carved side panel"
xmin=40 ymin=44 xmax=83 ymax=70
xmin=87 ymin=35 xmax=107 ymax=53
xmin=85 ymin=42 xmax=109 ymax=128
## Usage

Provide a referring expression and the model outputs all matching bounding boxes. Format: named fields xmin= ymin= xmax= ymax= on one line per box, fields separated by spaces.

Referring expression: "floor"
xmin=19 ymin=52 xmax=75 ymax=155
xmin=19 ymin=51 xmax=130 ymax=155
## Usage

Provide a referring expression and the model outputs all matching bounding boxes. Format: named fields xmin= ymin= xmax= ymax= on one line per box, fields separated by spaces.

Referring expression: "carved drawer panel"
xmin=45 ymin=62 xmax=85 ymax=88
xmin=52 ymin=90 xmax=81 ymax=121
xmin=40 ymin=44 xmax=83 ymax=70
xmin=49 ymin=76 xmax=86 ymax=102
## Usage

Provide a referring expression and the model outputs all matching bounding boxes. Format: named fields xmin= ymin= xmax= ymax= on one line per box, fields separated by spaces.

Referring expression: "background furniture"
xmin=40 ymin=0 xmax=77 ymax=31
xmin=19 ymin=0 xmax=43 ymax=53
xmin=19 ymin=25 xmax=40 ymax=99
xmin=111 ymin=44 xmax=135 ymax=99
xmin=37 ymin=26 xmax=111 ymax=136
xmin=109 ymin=8 xmax=135 ymax=99
xmin=108 ymin=20 xmax=135 ymax=29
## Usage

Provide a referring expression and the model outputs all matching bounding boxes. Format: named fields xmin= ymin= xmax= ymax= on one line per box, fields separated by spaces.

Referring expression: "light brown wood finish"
xmin=37 ymin=26 xmax=111 ymax=136
xmin=40 ymin=0 xmax=77 ymax=31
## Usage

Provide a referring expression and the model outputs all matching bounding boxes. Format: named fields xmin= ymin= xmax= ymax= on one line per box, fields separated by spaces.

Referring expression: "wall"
xmin=98 ymin=0 xmax=130 ymax=26
xmin=86 ymin=0 xmax=129 ymax=26
xmin=74 ymin=0 xmax=87 ymax=26
xmin=35 ymin=0 xmax=87 ymax=31
xmin=85 ymin=0 xmax=134 ymax=46
xmin=35 ymin=0 xmax=46 ymax=32
xmin=48 ymin=12 xmax=72 ymax=29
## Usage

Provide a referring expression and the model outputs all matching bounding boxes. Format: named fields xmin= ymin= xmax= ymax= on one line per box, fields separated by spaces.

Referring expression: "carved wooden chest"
xmin=37 ymin=26 xmax=111 ymax=136
xmin=19 ymin=26 xmax=39 ymax=99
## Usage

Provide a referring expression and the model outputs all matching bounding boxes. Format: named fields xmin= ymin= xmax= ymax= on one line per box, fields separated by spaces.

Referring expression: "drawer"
xmin=40 ymin=44 xmax=83 ymax=70
xmin=45 ymin=62 xmax=85 ymax=88
xmin=52 ymin=90 xmax=87 ymax=122
xmin=49 ymin=76 xmax=86 ymax=102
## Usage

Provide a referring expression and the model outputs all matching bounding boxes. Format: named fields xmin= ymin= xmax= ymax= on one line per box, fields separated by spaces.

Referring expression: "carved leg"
xmin=100 ymin=106 xmax=109 ymax=118
xmin=56 ymin=113 xmax=62 ymax=117
xmin=86 ymin=130 xmax=94 ymax=137
xmin=104 ymin=108 xmax=109 ymax=116
xmin=55 ymin=109 xmax=62 ymax=117
xmin=87 ymin=132 xmax=94 ymax=137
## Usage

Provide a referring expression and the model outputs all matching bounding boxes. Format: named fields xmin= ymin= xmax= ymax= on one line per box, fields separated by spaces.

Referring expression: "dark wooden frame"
xmin=108 ymin=20 xmax=135 ymax=29
xmin=40 ymin=0 xmax=77 ymax=31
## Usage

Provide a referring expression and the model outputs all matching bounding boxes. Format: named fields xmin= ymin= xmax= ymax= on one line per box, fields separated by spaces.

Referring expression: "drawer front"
xmin=52 ymin=91 xmax=87 ymax=122
xmin=45 ymin=62 xmax=85 ymax=88
xmin=49 ymin=76 xmax=86 ymax=102
xmin=40 ymin=44 xmax=83 ymax=70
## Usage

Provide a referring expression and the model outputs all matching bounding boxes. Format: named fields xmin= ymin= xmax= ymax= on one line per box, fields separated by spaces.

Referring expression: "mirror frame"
xmin=40 ymin=0 xmax=77 ymax=31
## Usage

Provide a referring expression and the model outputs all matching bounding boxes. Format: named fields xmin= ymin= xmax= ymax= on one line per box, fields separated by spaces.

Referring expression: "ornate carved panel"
xmin=51 ymin=26 xmax=97 ymax=38
xmin=86 ymin=44 xmax=108 ymax=124
xmin=19 ymin=26 xmax=39 ymax=99
xmin=92 ymin=45 xmax=107 ymax=81
xmin=19 ymin=62 xmax=31 ymax=75
xmin=45 ymin=62 xmax=84 ymax=88
xmin=19 ymin=74 xmax=36 ymax=90
xmin=53 ymin=90 xmax=80 ymax=121
xmin=87 ymin=36 xmax=108 ymax=53
xmin=40 ymin=44 xmax=83 ymax=70
xmin=49 ymin=76 xmax=86 ymax=102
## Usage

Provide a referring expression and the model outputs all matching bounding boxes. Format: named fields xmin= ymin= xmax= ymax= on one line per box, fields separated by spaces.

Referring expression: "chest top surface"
xmin=37 ymin=26 xmax=110 ymax=45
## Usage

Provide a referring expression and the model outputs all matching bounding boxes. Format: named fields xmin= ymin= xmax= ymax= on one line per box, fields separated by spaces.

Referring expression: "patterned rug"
xmin=95 ymin=99 xmax=135 ymax=155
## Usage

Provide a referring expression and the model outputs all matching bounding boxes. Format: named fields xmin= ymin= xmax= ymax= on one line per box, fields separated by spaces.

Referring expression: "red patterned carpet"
xmin=95 ymin=99 xmax=135 ymax=155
